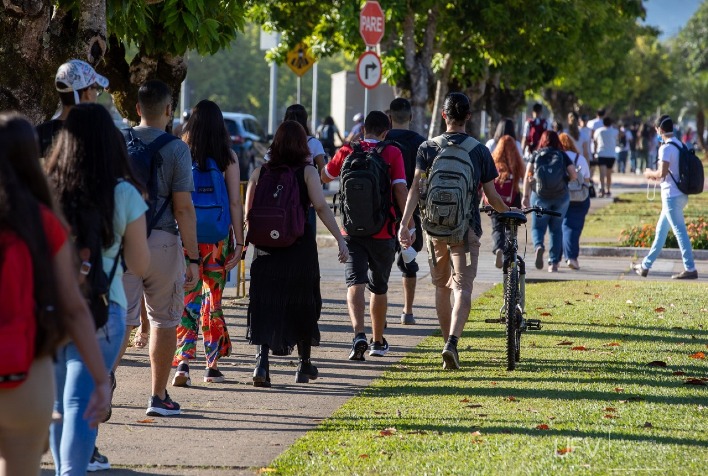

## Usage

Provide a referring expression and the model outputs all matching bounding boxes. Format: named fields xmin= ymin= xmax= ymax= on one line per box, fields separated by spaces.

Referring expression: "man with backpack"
xmin=385 ymin=98 xmax=426 ymax=325
xmin=321 ymin=111 xmax=410 ymax=360
xmin=120 ymin=80 xmax=200 ymax=416
xmin=520 ymin=103 xmax=548 ymax=159
xmin=398 ymin=92 xmax=512 ymax=370
xmin=634 ymin=115 xmax=699 ymax=280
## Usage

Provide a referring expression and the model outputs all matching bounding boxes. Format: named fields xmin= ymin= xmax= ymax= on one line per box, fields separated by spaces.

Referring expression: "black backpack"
xmin=340 ymin=141 xmax=394 ymax=237
xmin=122 ymin=128 xmax=179 ymax=235
xmin=533 ymin=148 xmax=568 ymax=199
xmin=665 ymin=141 xmax=704 ymax=195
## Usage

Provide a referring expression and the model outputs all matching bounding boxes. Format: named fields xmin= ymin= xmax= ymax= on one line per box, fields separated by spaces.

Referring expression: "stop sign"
xmin=360 ymin=1 xmax=385 ymax=46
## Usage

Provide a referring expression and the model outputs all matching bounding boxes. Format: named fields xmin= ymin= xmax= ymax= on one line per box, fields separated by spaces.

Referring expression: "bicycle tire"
xmin=505 ymin=265 xmax=518 ymax=371
xmin=514 ymin=308 xmax=522 ymax=362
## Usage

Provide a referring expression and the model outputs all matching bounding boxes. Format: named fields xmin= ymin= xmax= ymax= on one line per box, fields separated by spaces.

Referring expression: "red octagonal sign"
xmin=360 ymin=1 xmax=385 ymax=46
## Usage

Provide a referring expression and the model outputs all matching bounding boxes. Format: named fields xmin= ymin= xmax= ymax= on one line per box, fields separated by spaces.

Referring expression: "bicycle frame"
xmin=500 ymin=220 xmax=526 ymax=321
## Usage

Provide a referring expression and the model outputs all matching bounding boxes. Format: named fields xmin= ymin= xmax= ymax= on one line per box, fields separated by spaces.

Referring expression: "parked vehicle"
xmin=222 ymin=112 xmax=269 ymax=181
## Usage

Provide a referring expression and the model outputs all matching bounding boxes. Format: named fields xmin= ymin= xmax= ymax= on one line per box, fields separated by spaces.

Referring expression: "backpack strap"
xmin=663 ymin=141 xmax=682 ymax=187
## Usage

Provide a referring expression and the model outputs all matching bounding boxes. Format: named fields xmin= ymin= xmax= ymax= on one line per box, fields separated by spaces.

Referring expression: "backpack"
xmin=319 ymin=125 xmax=335 ymax=149
xmin=0 ymin=233 xmax=36 ymax=388
xmin=421 ymin=135 xmax=479 ymax=244
xmin=64 ymin=202 xmax=122 ymax=330
xmin=665 ymin=141 xmax=704 ymax=195
xmin=246 ymin=164 xmax=306 ymax=247
xmin=339 ymin=141 xmax=394 ymax=237
xmin=494 ymin=176 xmax=517 ymax=206
xmin=122 ymin=128 xmax=179 ymax=235
xmin=567 ymin=152 xmax=589 ymax=202
xmin=532 ymin=148 xmax=568 ymax=199
xmin=192 ymin=158 xmax=232 ymax=243
xmin=526 ymin=118 xmax=547 ymax=152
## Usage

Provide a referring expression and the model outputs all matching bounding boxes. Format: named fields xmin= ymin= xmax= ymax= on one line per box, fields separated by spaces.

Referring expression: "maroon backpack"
xmin=246 ymin=164 xmax=306 ymax=247
xmin=526 ymin=118 xmax=547 ymax=152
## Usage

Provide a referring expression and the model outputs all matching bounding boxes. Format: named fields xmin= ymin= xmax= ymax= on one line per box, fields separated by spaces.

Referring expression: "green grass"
xmin=270 ymin=281 xmax=707 ymax=475
xmin=582 ymin=192 xmax=708 ymax=246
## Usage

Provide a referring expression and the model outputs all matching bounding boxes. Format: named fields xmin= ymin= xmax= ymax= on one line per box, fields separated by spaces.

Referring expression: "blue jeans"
xmin=50 ymin=303 xmax=126 ymax=475
xmin=531 ymin=191 xmax=570 ymax=265
xmin=642 ymin=193 xmax=696 ymax=271
xmin=562 ymin=197 xmax=591 ymax=260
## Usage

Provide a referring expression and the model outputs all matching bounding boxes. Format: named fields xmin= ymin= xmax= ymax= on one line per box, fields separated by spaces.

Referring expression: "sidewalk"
xmin=42 ymin=176 xmax=706 ymax=475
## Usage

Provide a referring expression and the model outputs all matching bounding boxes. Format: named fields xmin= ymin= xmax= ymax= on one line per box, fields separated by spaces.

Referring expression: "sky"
xmin=642 ymin=0 xmax=703 ymax=38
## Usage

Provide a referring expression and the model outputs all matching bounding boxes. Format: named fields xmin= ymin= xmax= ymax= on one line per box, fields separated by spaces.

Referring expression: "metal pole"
xmin=297 ymin=76 xmax=301 ymax=105
xmin=311 ymin=62 xmax=318 ymax=133
xmin=364 ymin=88 xmax=369 ymax=116
xmin=268 ymin=62 xmax=278 ymax=136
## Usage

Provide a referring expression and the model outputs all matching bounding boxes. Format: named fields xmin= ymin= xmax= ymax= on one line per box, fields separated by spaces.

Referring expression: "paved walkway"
xmin=42 ymin=177 xmax=706 ymax=475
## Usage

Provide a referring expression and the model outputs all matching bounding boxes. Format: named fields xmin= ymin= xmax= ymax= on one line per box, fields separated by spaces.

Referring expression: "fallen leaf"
xmin=605 ymin=407 xmax=617 ymax=412
xmin=527 ymin=409 xmax=539 ymax=413
xmin=379 ymin=427 xmax=397 ymax=437
xmin=605 ymin=342 xmax=621 ymax=347
xmin=557 ymin=340 xmax=574 ymax=346
xmin=654 ymin=307 xmax=666 ymax=313
xmin=564 ymin=300 xmax=574 ymax=305
xmin=673 ymin=371 xmax=686 ymax=376
xmin=460 ymin=398 xmax=470 ymax=403
xmin=614 ymin=387 xmax=624 ymax=393
xmin=647 ymin=360 xmax=667 ymax=367
xmin=684 ymin=378 xmax=707 ymax=386
xmin=540 ymin=312 xmax=552 ymax=316
xmin=490 ymin=381 xmax=497 ymax=386
xmin=556 ymin=447 xmax=573 ymax=455
xmin=643 ymin=422 xmax=653 ymax=429
xmin=594 ymin=294 xmax=600 ymax=298
xmin=604 ymin=414 xmax=618 ymax=419
xmin=359 ymin=454 xmax=369 ymax=459
xmin=689 ymin=352 xmax=705 ymax=359
xmin=505 ymin=396 xmax=518 ymax=402
xmin=536 ymin=424 xmax=550 ymax=430
xmin=136 ymin=418 xmax=155 ymax=424
xmin=471 ymin=430 xmax=482 ymax=436
xmin=571 ymin=346 xmax=588 ymax=351
xmin=614 ymin=284 xmax=621 ymax=288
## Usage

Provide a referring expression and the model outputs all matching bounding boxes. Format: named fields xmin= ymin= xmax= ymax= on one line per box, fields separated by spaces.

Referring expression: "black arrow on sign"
xmin=365 ymin=61 xmax=378 ymax=80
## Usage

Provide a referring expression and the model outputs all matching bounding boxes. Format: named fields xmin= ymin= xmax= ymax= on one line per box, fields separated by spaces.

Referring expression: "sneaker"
xmin=400 ymin=313 xmax=416 ymax=325
xmin=633 ymin=264 xmax=648 ymax=277
xmin=171 ymin=362 xmax=191 ymax=387
xmin=102 ymin=370 xmax=116 ymax=423
xmin=146 ymin=391 xmax=181 ymax=416
xmin=672 ymin=269 xmax=698 ymax=280
xmin=548 ymin=263 xmax=558 ymax=273
xmin=348 ymin=333 xmax=368 ymax=361
xmin=495 ymin=249 xmax=503 ymax=269
xmin=534 ymin=247 xmax=544 ymax=270
xmin=567 ymin=259 xmax=580 ymax=270
xmin=442 ymin=342 xmax=460 ymax=370
xmin=87 ymin=446 xmax=110 ymax=472
xmin=204 ymin=368 xmax=225 ymax=383
xmin=369 ymin=338 xmax=390 ymax=357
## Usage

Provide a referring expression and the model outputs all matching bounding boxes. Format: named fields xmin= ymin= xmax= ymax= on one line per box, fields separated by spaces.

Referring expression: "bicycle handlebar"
xmin=480 ymin=205 xmax=562 ymax=217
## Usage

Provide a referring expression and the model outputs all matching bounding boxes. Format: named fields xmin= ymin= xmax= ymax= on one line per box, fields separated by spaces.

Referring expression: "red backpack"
xmin=526 ymin=118 xmax=547 ymax=152
xmin=246 ymin=164 xmax=306 ymax=247
xmin=494 ymin=177 xmax=518 ymax=205
xmin=0 ymin=233 xmax=36 ymax=388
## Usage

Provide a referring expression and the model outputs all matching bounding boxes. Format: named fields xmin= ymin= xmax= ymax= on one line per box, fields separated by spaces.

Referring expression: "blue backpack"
xmin=192 ymin=157 xmax=231 ymax=243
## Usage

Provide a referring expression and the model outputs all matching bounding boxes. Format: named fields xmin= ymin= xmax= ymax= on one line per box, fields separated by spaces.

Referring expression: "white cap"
xmin=353 ymin=112 xmax=363 ymax=122
xmin=55 ymin=59 xmax=109 ymax=104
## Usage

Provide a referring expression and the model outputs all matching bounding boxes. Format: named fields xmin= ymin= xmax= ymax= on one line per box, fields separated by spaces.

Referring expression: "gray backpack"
xmin=421 ymin=135 xmax=479 ymax=245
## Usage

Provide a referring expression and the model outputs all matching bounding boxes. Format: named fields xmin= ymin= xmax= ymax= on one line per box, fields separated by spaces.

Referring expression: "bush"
xmin=619 ymin=216 xmax=708 ymax=249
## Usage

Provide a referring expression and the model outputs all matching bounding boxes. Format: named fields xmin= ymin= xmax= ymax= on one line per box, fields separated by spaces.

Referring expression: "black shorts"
xmin=344 ymin=236 xmax=396 ymax=295
xmin=395 ymin=214 xmax=423 ymax=278
xmin=598 ymin=156 xmax=616 ymax=168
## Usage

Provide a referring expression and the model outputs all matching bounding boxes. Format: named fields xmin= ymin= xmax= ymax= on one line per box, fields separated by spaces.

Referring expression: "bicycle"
xmin=481 ymin=206 xmax=561 ymax=370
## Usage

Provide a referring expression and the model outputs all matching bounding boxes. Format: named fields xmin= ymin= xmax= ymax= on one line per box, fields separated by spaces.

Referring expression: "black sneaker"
xmin=633 ymin=264 xmax=648 ymax=277
xmin=442 ymin=342 xmax=460 ymax=370
xmin=87 ymin=446 xmax=110 ymax=472
xmin=348 ymin=333 xmax=368 ymax=361
xmin=204 ymin=368 xmax=225 ymax=383
xmin=102 ymin=370 xmax=116 ymax=423
xmin=534 ymin=247 xmax=544 ymax=270
xmin=146 ymin=391 xmax=181 ymax=416
xmin=171 ymin=362 xmax=191 ymax=387
xmin=369 ymin=338 xmax=390 ymax=357
xmin=672 ymin=269 xmax=698 ymax=280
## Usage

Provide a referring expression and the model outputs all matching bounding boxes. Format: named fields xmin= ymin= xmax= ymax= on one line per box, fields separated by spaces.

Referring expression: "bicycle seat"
xmin=498 ymin=210 xmax=527 ymax=224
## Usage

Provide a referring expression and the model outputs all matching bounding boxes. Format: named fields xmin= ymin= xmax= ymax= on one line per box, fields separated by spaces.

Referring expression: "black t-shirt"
xmin=416 ymin=132 xmax=498 ymax=237
xmin=36 ymin=119 xmax=64 ymax=157
xmin=385 ymin=128 xmax=426 ymax=188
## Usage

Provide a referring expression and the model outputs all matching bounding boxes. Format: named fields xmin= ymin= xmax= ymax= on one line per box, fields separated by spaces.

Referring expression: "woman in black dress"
xmin=245 ymin=120 xmax=348 ymax=386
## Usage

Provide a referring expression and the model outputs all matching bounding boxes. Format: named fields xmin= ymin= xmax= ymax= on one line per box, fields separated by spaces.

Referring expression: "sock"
xmin=447 ymin=335 xmax=459 ymax=347
xmin=355 ymin=332 xmax=366 ymax=340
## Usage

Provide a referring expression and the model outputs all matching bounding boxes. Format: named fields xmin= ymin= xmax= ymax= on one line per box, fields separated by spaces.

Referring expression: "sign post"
xmin=286 ymin=43 xmax=316 ymax=103
xmin=359 ymin=1 xmax=385 ymax=115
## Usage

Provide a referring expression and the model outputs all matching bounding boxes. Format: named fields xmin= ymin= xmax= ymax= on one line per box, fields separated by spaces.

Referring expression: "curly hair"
xmin=492 ymin=135 xmax=525 ymax=185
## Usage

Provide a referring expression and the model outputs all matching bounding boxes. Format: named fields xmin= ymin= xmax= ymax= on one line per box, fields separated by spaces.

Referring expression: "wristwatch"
xmin=187 ymin=256 xmax=202 ymax=265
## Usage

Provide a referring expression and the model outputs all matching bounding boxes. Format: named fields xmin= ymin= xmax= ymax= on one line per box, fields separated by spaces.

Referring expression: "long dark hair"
xmin=182 ymin=99 xmax=235 ymax=172
xmin=269 ymin=120 xmax=310 ymax=167
xmin=493 ymin=118 xmax=516 ymax=142
xmin=47 ymin=103 xmax=137 ymax=246
xmin=284 ymin=104 xmax=311 ymax=136
xmin=0 ymin=113 xmax=64 ymax=357
xmin=537 ymin=130 xmax=563 ymax=150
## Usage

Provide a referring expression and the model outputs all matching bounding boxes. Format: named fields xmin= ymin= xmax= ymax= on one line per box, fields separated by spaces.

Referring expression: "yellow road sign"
xmin=286 ymin=43 xmax=315 ymax=77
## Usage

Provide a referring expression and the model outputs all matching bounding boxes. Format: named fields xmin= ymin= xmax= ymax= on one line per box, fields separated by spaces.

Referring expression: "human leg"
xmin=599 ymin=163 xmax=608 ymax=194
xmin=448 ymin=231 xmax=480 ymax=338
xmin=402 ymin=277 xmax=416 ymax=316
xmin=548 ymin=194 xmax=570 ymax=265
xmin=370 ymin=292 xmax=387 ymax=346
xmin=366 ymin=238 xmax=395 ymax=345
xmin=665 ymin=194 xmax=696 ymax=271
xmin=295 ymin=340 xmax=317 ymax=383
xmin=530 ymin=193 xmax=549 ymax=251
xmin=199 ymin=241 xmax=232 ymax=370
xmin=563 ymin=198 xmax=590 ymax=262
xmin=641 ymin=200 xmax=671 ymax=270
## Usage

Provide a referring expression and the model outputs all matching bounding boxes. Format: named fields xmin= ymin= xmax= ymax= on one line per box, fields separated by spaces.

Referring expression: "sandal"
xmin=133 ymin=330 xmax=148 ymax=348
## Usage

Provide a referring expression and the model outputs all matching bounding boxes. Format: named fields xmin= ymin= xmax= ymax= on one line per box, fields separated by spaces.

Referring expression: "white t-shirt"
xmin=574 ymin=127 xmax=592 ymax=157
xmin=567 ymin=151 xmax=591 ymax=180
xmin=658 ymin=137 xmax=683 ymax=198
xmin=587 ymin=117 xmax=603 ymax=131
xmin=594 ymin=126 xmax=618 ymax=158
xmin=307 ymin=136 xmax=325 ymax=164
xmin=485 ymin=138 xmax=523 ymax=157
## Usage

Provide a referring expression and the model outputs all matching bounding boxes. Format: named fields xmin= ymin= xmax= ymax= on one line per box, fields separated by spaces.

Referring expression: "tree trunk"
xmin=464 ymin=75 xmax=488 ymax=139
xmin=428 ymin=53 xmax=452 ymax=139
xmin=0 ymin=1 xmax=107 ymax=123
xmin=542 ymin=88 xmax=578 ymax=124
xmin=696 ymin=108 xmax=706 ymax=151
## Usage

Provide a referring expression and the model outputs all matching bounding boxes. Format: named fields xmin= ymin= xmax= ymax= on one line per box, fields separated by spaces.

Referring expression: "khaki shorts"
xmin=429 ymin=230 xmax=481 ymax=294
xmin=123 ymin=230 xmax=185 ymax=329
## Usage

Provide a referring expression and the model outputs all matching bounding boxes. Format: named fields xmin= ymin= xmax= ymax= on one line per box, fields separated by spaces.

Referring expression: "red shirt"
xmin=325 ymin=140 xmax=407 ymax=239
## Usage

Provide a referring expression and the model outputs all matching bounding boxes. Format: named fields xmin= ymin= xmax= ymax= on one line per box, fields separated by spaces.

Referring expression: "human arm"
xmin=224 ymin=156 xmax=245 ymax=271
xmin=53 ymin=242 xmax=111 ymax=428
xmin=304 ymin=166 xmax=349 ymax=263
xmin=522 ymin=162 xmax=534 ymax=208
xmin=313 ymin=154 xmax=326 ymax=175
xmin=644 ymin=160 xmax=670 ymax=180
xmin=244 ymin=166 xmax=261 ymax=218
xmin=482 ymin=181 xmax=512 ymax=213
xmin=172 ymin=191 xmax=199 ymax=288
xmin=122 ymin=215 xmax=150 ymax=277
xmin=320 ymin=145 xmax=347 ymax=184
xmin=398 ymin=169 xmax=422 ymax=248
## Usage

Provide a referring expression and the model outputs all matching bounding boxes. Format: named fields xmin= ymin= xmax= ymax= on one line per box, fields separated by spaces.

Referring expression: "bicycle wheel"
xmin=514 ymin=308 xmax=522 ymax=362
xmin=505 ymin=265 xmax=519 ymax=371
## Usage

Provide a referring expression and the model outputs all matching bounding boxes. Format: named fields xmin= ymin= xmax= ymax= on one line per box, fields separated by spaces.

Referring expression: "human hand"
xmin=522 ymin=197 xmax=530 ymax=209
xmin=184 ymin=263 xmax=200 ymax=289
xmin=337 ymin=238 xmax=349 ymax=263
xmin=398 ymin=227 xmax=411 ymax=248
xmin=84 ymin=379 xmax=111 ymax=429
xmin=225 ymin=245 xmax=243 ymax=272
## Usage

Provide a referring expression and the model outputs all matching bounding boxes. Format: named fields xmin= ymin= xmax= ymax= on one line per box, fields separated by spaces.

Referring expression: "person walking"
xmin=633 ymin=115 xmax=698 ymax=280
xmin=245 ymin=120 xmax=348 ymax=386
xmin=521 ymin=103 xmax=548 ymax=159
xmin=398 ymin=92 xmax=511 ymax=370
xmin=120 ymin=80 xmax=200 ymax=417
xmin=322 ymin=111 xmax=410 ymax=360
xmin=522 ymin=130 xmax=577 ymax=272
xmin=593 ymin=116 xmax=619 ymax=197
xmin=559 ymin=133 xmax=591 ymax=270
xmin=567 ymin=112 xmax=591 ymax=162
xmin=0 ymin=113 xmax=111 ymax=476
xmin=487 ymin=135 xmax=525 ymax=268
xmin=345 ymin=112 xmax=364 ymax=143
xmin=385 ymin=98 xmax=427 ymax=325
xmin=171 ymin=100 xmax=244 ymax=387
xmin=485 ymin=118 xmax=523 ymax=156
xmin=316 ymin=115 xmax=344 ymax=159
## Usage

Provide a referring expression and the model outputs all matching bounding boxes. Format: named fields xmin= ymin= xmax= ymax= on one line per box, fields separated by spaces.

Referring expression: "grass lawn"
xmin=582 ymin=192 xmax=708 ymax=246
xmin=270 ymin=281 xmax=707 ymax=475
